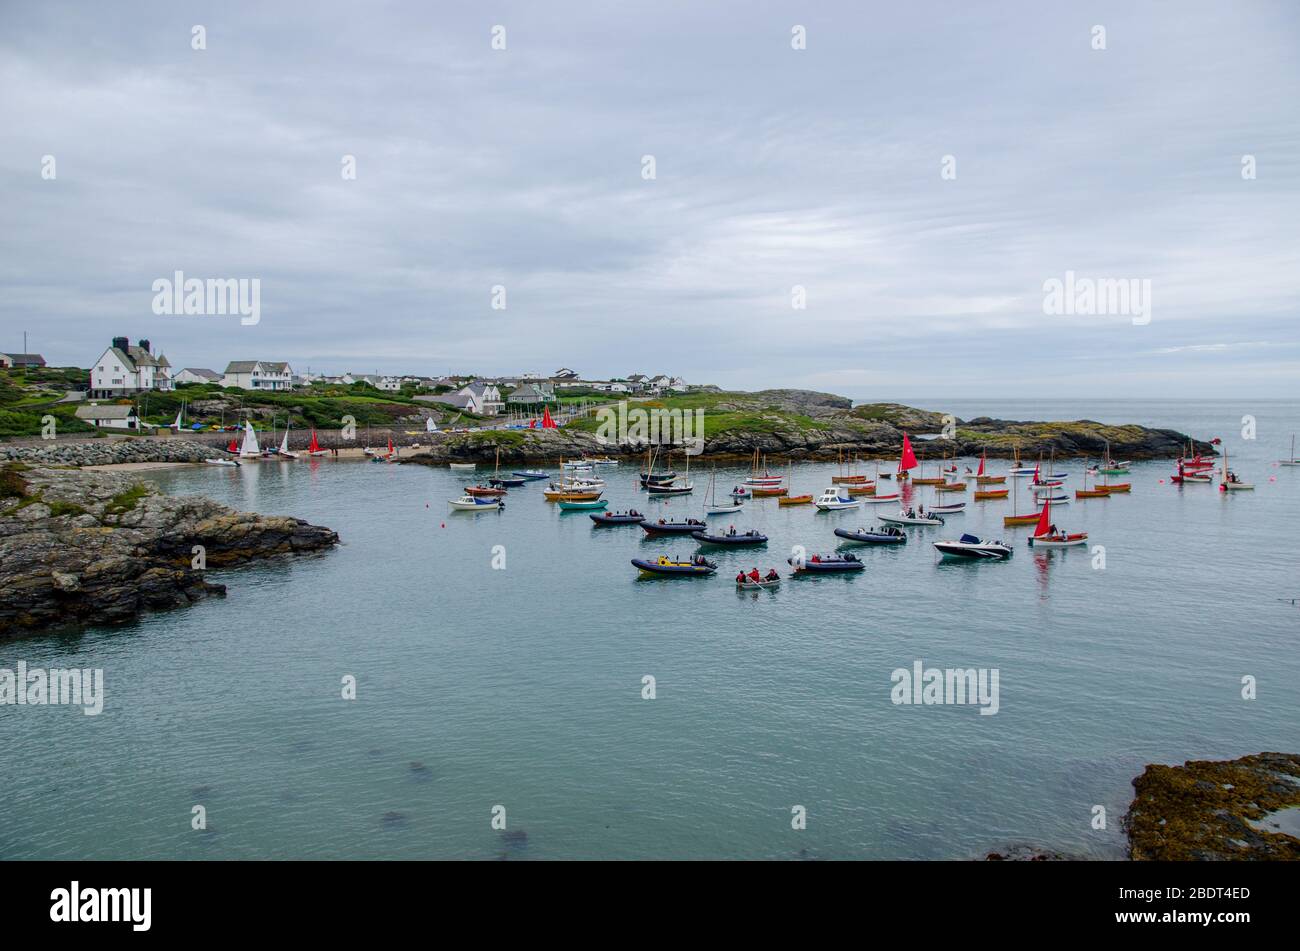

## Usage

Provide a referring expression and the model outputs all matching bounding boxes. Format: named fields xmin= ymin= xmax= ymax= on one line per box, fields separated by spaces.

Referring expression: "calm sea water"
xmin=3 ymin=400 xmax=1298 ymax=860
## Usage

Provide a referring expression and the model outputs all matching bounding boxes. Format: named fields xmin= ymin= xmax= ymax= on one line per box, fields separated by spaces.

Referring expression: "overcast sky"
xmin=2 ymin=0 xmax=1297 ymax=398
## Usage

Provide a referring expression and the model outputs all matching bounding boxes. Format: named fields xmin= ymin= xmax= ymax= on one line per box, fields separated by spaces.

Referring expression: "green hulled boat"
xmin=557 ymin=499 xmax=609 ymax=511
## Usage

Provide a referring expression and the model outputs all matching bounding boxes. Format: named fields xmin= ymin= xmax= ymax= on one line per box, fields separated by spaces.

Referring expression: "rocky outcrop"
xmin=0 ymin=438 xmax=215 ymax=467
xmin=0 ymin=465 xmax=338 ymax=636
xmin=1125 ymin=753 xmax=1300 ymax=860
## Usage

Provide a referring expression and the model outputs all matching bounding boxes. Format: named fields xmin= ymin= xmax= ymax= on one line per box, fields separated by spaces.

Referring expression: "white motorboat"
xmin=448 ymin=495 xmax=503 ymax=511
xmin=878 ymin=510 xmax=945 ymax=526
xmin=449 ymin=463 xmax=477 ymax=470
xmin=814 ymin=487 xmax=862 ymax=511
xmin=934 ymin=534 xmax=1013 ymax=560
xmin=204 ymin=458 xmax=240 ymax=467
xmin=929 ymin=502 xmax=966 ymax=514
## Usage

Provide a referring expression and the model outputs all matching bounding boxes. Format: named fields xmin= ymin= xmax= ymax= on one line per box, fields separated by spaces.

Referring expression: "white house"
xmin=174 ymin=367 xmax=222 ymax=385
xmin=75 ymin=403 xmax=140 ymax=430
xmin=222 ymin=360 xmax=295 ymax=391
xmin=458 ymin=381 xmax=503 ymax=416
xmin=89 ymin=337 xmax=173 ymax=399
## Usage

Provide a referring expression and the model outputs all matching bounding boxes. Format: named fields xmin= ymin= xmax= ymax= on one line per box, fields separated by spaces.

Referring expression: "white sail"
xmin=279 ymin=424 xmax=290 ymax=454
xmin=172 ymin=410 xmax=183 ymax=430
xmin=425 ymin=417 xmax=436 ymax=432
xmin=239 ymin=421 xmax=260 ymax=457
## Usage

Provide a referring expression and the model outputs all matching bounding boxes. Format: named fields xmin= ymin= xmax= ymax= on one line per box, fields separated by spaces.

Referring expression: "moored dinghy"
xmin=833 ymin=526 xmax=907 ymax=545
xmin=632 ymin=555 xmax=717 ymax=577
xmin=590 ymin=510 xmax=645 ymax=526
xmin=878 ymin=509 xmax=945 ymax=527
xmin=691 ymin=528 xmax=768 ymax=546
xmin=1027 ymin=494 xmax=1087 ymax=548
xmin=640 ymin=518 xmax=708 ymax=535
xmin=449 ymin=494 xmax=503 ymax=511
xmin=788 ymin=552 xmax=864 ymax=574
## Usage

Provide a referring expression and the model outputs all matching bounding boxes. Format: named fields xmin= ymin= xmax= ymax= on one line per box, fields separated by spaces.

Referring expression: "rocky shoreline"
xmin=0 ymin=463 xmax=338 ymax=637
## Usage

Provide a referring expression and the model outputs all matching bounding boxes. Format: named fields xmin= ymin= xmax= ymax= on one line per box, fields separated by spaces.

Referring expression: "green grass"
xmin=0 ymin=465 xmax=30 ymax=501
xmin=104 ymin=484 xmax=150 ymax=516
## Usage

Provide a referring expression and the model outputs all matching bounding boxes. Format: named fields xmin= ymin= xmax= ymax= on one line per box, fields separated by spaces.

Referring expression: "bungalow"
xmin=507 ymin=383 xmax=555 ymax=405
xmin=75 ymin=403 xmax=140 ymax=430
xmin=222 ymin=360 xmax=294 ymax=391
xmin=1 ymin=353 xmax=46 ymax=368
xmin=174 ymin=367 xmax=222 ymax=385
xmin=89 ymin=338 xmax=173 ymax=398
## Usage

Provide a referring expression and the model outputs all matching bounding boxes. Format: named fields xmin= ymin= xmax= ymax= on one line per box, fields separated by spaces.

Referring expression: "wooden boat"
xmin=736 ymin=576 xmax=780 ymax=590
xmin=750 ymin=486 xmax=788 ymax=498
xmin=1219 ymin=444 xmax=1254 ymax=491
xmin=449 ymin=495 xmax=502 ymax=511
xmin=1007 ymin=445 xmax=1036 ymax=477
xmin=778 ymin=494 xmax=814 ymax=506
xmin=833 ymin=526 xmax=906 ymax=545
xmin=971 ymin=451 xmax=1002 ymax=484
xmin=1098 ymin=439 xmax=1129 ymax=475
xmin=1027 ymin=494 xmax=1087 ymax=548
xmin=590 ymin=511 xmax=645 ymax=525
xmin=862 ymin=493 xmax=901 ymax=504
xmin=788 ymin=553 xmax=864 ymax=574
xmin=1075 ymin=487 xmax=1110 ymax=499
xmin=742 ymin=449 xmax=782 ymax=486
xmin=814 ymin=487 xmax=861 ymax=511
xmin=639 ymin=518 xmax=708 ymax=535
xmin=632 ymin=555 xmax=717 ymax=577
xmin=691 ymin=529 xmax=768 ymax=546
xmin=542 ymin=488 xmax=599 ymax=501
xmin=466 ymin=485 xmax=507 ymax=497
xmin=974 ymin=488 xmax=1008 ymax=500
xmin=934 ymin=534 xmax=1013 ymax=560
xmin=934 ymin=481 xmax=966 ymax=493
xmin=831 ymin=475 xmax=869 ymax=484
xmin=647 ymin=481 xmax=693 ymax=495
xmin=1002 ymin=476 xmax=1042 ymax=526
xmin=1102 ymin=483 xmax=1131 ymax=493
xmin=1171 ymin=463 xmax=1212 ymax=484
xmin=845 ymin=483 xmax=877 ymax=496
xmin=557 ymin=498 xmax=608 ymax=511
xmin=878 ymin=511 xmax=945 ymax=527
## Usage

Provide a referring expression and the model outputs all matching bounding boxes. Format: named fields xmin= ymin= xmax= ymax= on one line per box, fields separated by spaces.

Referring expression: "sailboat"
xmin=278 ymin=421 xmax=299 ymax=459
xmin=307 ymin=429 xmax=328 ymax=457
xmin=911 ymin=448 xmax=944 ymax=486
xmin=831 ymin=450 xmax=868 ymax=484
xmin=1027 ymin=493 xmax=1088 ymax=548
xmin=488 ymin=447 xmax=526 ymax=485
xmin=171 ymin=402 xmax=185 ymax=431
xmin=1280 ymin=435 xmax=1300 ymax=467
xmin=1008 ymin=445 xmax=1036 ymax=477
xmin=935 ymin=448 xmax=967 ymax=493
xmin=1003 ymin=473 xmax=1043 ymax=526
xmin=704 ymin=469 xmax=744 ymax=516
xmin=363 ymin=424 xmax=376 ymax=457
xmin=897 ymin=432 xmax=919 ymax=482
xmin=639 ymin=445 xmax=676 ymax=486
xmin=238 ymin=420 xmax=261 ymax=458
xmin=226 ymin=435 xmax=239 ymax=454
xmin=974 ymin=450 xmax=1005 ymax=485
xmin=1219 ymin=443 xmax=1254 ymax=491
xmin=1098 ymin=440 xmax=1129 ymax=475
xmin=1075 ymin=459 xmax=1110 ymax=499
xmin=647 ymin=449 xmax=693 ymax=494
xmin=743 ymin=449 xmax=782 ymax=487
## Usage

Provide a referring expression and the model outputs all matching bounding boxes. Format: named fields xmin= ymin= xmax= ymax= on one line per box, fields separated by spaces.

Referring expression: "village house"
xmin=222 ymin=360 xmax=295 ymax=391
xmin=506 ymin=382 xmax=556 ymax=406
xmin=75 ymin=403 xmax=140 ymax=430
xmin=89 ymin=337 xmax=173 ymax=399
xmin=173 ymin=367 xmax=222 ymax=385
xmin=1 ymin=353 xmax=47 ymax=368
xmin=457 ymin=381 xmax=504 ymax=416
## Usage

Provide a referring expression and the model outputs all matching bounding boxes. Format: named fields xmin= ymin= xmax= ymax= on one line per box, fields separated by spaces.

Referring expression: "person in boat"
xmin=748 ymin=568 xmax=761 ymax=582
xmin=811 ymin=554 xmax=820 ymax=563
xmin=764 ymin=569 xmax=779 ymax=581
xmin=736 ymin=571 xmax=746 ymax=583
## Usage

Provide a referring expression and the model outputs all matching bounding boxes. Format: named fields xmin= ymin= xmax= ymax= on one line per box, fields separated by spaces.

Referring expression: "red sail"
xmin=1033 ymin=493 xmax=1052 ymax=537
xmin=541 ymin=406 xmax=556 ymax=429
xmin=977 ymin=452 xmax=985 ymax=476
xmin=898 ymin=432 xmax=918 ymax=472
xmin=387 ymin=437 xmax=394 ymax=456
xmin=308 ymin=429 xmax=321 ymax=452
xmin=227 ymin=438 xmax=238 ymax=453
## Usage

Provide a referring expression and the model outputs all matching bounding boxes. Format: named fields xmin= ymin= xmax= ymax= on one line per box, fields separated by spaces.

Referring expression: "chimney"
xmin=112 ymin=336 xmax=128 ymax=352
xmin=137 ymin=339 xmax=151 ymax=353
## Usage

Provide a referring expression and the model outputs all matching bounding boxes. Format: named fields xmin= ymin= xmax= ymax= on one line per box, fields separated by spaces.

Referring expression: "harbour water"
xmin=3 ymin=400 xmax=1298 ymax=860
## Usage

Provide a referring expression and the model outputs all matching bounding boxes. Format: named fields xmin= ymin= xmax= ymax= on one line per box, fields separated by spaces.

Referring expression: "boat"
xmin=589 ymin=510 xmax=645 ymax=526
xmin=973 ymin=451 xmax=1006 ymax=485
xmin=306 ymin=429 xmax=328 ymax=457
xmin=550 ymin=490 xmax=602 ymax=503
xmin=862 ymin=492 xmax=901 ymax=504
xmin=833 ymin=526 xmax=907 ymax=545
xmin=778 ymin=494 xmax=814 ymax=506
xmin=844 ymin=483 xmax=877 ymax=496
xmin=1101 ymin=482 xmax=1131 ymax=493
xmin=1171 ymin=461 xmax=1212 ymax=485
xmin=449 ymin=495 xmax=503 ymax=511
xmin=742 ymin=449 xmax=783 ymax=486
xmin=1219 ymin=443 xmax=1254 ymax=491
xmin=647 ymin=480 xmax=693 ymax=495
xmin=632 ymin=555 xmax=717 ymax=577
xmin=691 ymin=528 xmax=768 ymax=546
xmin=934 ymin=481 xmax=966 ymax=493
xmin=513 ymin=469 xmax=549 ymax=480
xmin=238 ymin=421 xmax=261 ymax=458
xmin=1002 ymin=474 xmax=1042 ymax=526
xmin=585 ymin=456 xmax=618 ymax=466
xmin=749 ymin=485 xmax=788 ymax=497
xmin=558 ymin=498 xmax=609 ymax=511
xmin=1075 ymin=461 xmax=1110 ymax=499
xmin=490 ymin=476 xmax=527 ymax=487
xmin=878 ymin=510 xmax=945 ymax=527
xmin=703 ymin=470 xmax=745 ymax=515
xmin=1178 ymin=440 xmax=1217 ymax=472
xmin=225 ymin=436 xmax=239 ymax=454
xmin=1098 ymin=440 xmax=1129 ymax=475
xmin=814 ymin=487 xmax=861 ymax=511
xmin=1027 ymin=494 xmax=1087 ymax=548
xmin=203 ymin=458 xmax=240 ymax=467
xmin=831 ymin=450 xmax=868 ymax=484
xmin=736 ymin=575 xmax=781 ymax=590
xmin=562 ymin=460 xmax=594 ymax=471
xmin=1007 ymin=445 xmax=1036 ymax=477
xmin=1280 ymin=435 xmax=1300 ymax=467
xmin=639 ymin=445 xmax=676 ymax=486
xmin=929 ymin=502 xmax=966 ymax=514
xmin=974 ymin=488 xmax=1009 ymax=500
xmin=788 ymin=553 xmax=864 ymax=574
xmin=466 ymin=484 xmax=507 ymax=497
xmin=729 ymin=487 xmax=751 ymax=498
xmin=1037 ymin=494 xmax=1071 ymax=505
xmin=276 ymin=422 xmax=299 ymax=459
xmin=934 ymin=534 xmax=1013 ymax=560
xmin=640 ymin=518 xmax=708 ymax=535
xmin=449 ymin=462 xmax=477 ymax=470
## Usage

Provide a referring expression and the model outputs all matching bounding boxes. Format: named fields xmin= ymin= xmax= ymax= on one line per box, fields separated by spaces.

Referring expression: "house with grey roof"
xmin=75 ymin=403 xmax=140 ymax=430
xmin=222 ymin=360 xmax=295 ymax=391
xmin=89 ymin=337 xmax=173 ymax=398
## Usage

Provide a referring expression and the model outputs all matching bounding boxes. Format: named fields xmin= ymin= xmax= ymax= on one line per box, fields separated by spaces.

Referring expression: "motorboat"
xmin=632 ymin=555 xmax=717 ymax=576
xmin=814 ymin=487 xmax=862 ymax=511
xmin=449 ymin=495 xmax=503 ymax=511
xmin=877 ymin=510 xmax=945 ymax=527
xmin=934 ymin=534 xmax=1013 ymax=560
xmin=690 ymin=528 xmax=768 ymax=546
xmin=833 ymin=526 xmax=907 ymax=545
